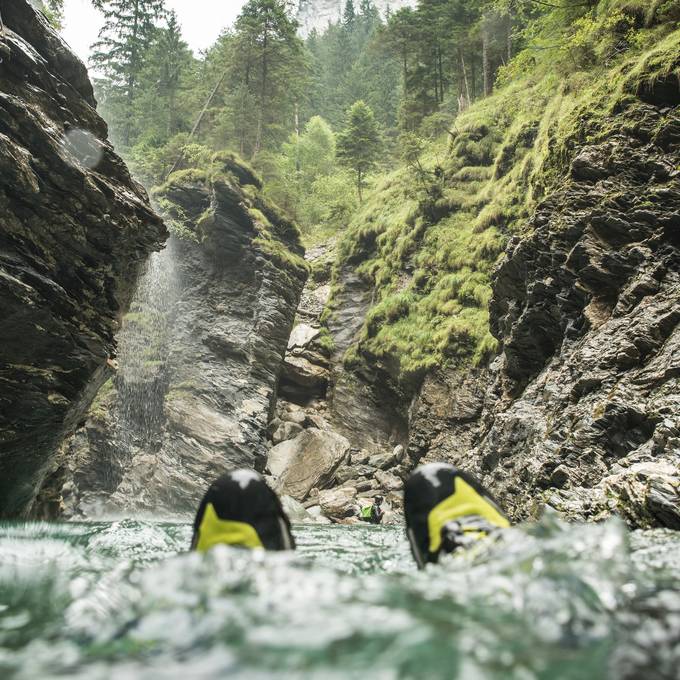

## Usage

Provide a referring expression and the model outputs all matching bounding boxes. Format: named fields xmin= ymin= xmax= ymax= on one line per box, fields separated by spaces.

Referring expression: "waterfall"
xmin=112 ymin=240 xmax=180 ymax=455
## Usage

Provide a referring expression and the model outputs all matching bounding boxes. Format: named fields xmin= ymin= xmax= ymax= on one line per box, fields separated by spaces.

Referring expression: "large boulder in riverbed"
xmin=267 ymin=428 xmax=350 ymax=500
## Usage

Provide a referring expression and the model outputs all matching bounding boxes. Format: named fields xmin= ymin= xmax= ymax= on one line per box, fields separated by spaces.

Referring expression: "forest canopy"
xmin=79 ymin=0 xmax=680 ymax=238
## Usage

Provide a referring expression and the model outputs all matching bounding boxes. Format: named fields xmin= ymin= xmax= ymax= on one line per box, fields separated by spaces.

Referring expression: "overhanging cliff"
xmin=0 ymin=0 xmax=166 ymax=517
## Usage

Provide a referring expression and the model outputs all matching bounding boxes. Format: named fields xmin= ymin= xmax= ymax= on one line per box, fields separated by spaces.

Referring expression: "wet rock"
xmin=0 ymin=1 xmax=166 ymax=518
xmin=470 ymin=103 xmax=680 ymax=528
xmin=306 ymin=505 xmax=332 ymax=524
xmin=604 ymin=462 xmax=680 ymax=529
xmin=280 ymin=495 xmax=313 ymax=523
xmin=268 ymin=428 xmax=350 ymax=500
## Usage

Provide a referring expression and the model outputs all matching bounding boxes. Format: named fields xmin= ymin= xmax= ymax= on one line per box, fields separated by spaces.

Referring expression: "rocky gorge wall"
xmin=46 ymin=159 xmax=308 ymax=517
xmin=0 ymin=0 xmax=166 ymax=518
xmin=311 ymin=20 xmax=680 ymax=529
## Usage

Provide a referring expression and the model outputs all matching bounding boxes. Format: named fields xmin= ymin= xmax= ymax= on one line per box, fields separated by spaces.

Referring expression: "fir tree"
xmin=91 ymin=0 xmax=166 ymax=146
xmin=229 ymin=0 xmax=307 ymax=157
xmin=343 ymin=0 xmax=356 ymax=28
xmin=134 ymin=10 xmax=194 ymax=140
xmin=337 ymin=100 xmax=382 ymax=203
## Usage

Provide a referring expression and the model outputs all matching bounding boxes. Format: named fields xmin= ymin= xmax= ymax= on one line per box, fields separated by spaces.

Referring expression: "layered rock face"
xmin=51 ymin=160 xmax=307 ymax=516
xmin=264 ymin=244 xmax=409 ymax=522
xmin=475 ymin=98 xmax=680 ymax=528
xmin=0 ymin=0 xmax=165 ymax=518
xmin=409 ymin=98 xmax=680 ymax=529
xmin=296 ymin=0 xmax=415 ymax=36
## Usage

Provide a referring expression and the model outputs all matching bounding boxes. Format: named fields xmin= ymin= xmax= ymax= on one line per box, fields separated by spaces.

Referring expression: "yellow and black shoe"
xmin=191 ymin=469 xmax=295 ymax=553
xmin=404 ymin=463 xmax=510 ymax=568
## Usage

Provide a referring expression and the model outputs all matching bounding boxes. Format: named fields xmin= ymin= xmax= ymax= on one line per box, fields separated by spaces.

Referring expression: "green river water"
xmin=0 ymin=516 xmax=678 ymax=679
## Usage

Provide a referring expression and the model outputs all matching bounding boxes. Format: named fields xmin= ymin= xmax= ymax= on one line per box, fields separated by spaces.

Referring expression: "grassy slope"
xmin=325 ymin=0 xmax=680 ymax=386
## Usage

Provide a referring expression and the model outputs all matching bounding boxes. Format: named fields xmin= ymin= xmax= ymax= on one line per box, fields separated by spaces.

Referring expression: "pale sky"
xmin=62 ymin=0 xmax=248 ymax=66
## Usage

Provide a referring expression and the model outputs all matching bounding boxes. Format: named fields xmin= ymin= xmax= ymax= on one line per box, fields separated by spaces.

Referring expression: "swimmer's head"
xmin=404 ymin=463 xmax=509 ymax=568
xmin=191 ymin=469 xmax=295 ymax=553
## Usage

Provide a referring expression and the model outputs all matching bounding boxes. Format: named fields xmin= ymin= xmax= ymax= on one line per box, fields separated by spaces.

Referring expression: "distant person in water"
xmin=359 ymin=495 xmax=384 ymax=524
xmin=191 ymin=469 xmax=295 ymax=552
xmin=404 ymin=463 xmax=510 ymax=569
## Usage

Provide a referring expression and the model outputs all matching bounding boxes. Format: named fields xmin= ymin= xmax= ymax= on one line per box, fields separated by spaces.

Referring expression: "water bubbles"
xmin=0 ymin=520 xmax=679 ymax=679
xmin=62 ymin=128 xmax=104 ymax=170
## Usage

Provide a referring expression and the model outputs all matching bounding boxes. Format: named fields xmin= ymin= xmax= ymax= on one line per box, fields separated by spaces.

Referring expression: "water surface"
xmin=1 ymin=517 xmax=678 ymax=679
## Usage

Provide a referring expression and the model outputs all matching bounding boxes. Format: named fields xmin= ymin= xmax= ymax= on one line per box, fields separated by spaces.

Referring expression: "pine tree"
xmin=134 ymin=10 xmax=194 ymax=140
xmin=337 ymin=100 xmax=382 ymax=203
xmin=229 ymin=0 xmax=307 ymax=158
xmin=343 ymin=0 xmax=356 ymax=28
xmin=91 ymin=0 xmax=166 ymax=147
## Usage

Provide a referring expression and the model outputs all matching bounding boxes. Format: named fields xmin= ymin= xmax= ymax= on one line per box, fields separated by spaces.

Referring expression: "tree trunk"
xmin=482 ymin=17 xmax=491 ymax=97
xmin=254 ymin=25 xmax=269 ymax=158
xmin=437 ymin=45 xmax=445 ymax=103
xmin=357 ymin=168 xmax=363 ymax=204
xmin=166 ymin=71 xmax=227 ymax=178
xmin=124 ymin=0 xmax=141 ymax=147
xmin=506 ymin=12 xmax=513 ymax=63
xmin=471 ymin=53 xmax=477 ymax=101
xmin=240 ymin=56 xmax=252 ymax=157
xmin=459 ymin=48 xmax=471 ymax=111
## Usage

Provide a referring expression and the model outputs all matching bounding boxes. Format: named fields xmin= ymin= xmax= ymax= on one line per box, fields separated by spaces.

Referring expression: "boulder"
xmin=281 ymin=354 xmax=329 ymax=388
xmin=369 ymin=449 xmax=401 ymax=470
xmin=376 ymin=470 xmax=404 ymax=492
xmin=287 ymin=323 xmax=320 ymax=350
xmin=267 ymin=429 xmax=350 ymax=500
xmin=304 ymin=413 xmax=332 ymax=431
xmin=280 ymin=409 xmax=308 ymax=426
xmin=280 ymin=495 xmax=313 ymax=523
xmin=272 ymin=421 xmax=304 ymax=445
xmin=306 ymin=505 xmax=332 ymax=524
xmin=318 ymin=486 xmax=358 ymax=519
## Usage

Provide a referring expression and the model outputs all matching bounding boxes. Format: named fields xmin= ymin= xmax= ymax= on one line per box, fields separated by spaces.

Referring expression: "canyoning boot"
xmin=191 ymin=469 xmax=296 ymax=552
xmin=404 ymin=463 xmax=510 ymax=569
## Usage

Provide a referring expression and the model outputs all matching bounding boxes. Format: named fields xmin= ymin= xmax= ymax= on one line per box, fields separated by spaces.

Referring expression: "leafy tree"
xmin=337 ymin=100 xmax=382 ymax=203
xmin=91 ymin=0 xmax=167 ymax=147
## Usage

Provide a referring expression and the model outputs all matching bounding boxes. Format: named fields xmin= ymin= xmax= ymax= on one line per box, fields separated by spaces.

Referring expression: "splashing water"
xmin=1 ymin=517 xmax=678 ymax=679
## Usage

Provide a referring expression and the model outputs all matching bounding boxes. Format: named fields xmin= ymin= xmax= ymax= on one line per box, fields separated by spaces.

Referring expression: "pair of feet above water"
xmin=191 ymin=463 xmax=510 ymax=569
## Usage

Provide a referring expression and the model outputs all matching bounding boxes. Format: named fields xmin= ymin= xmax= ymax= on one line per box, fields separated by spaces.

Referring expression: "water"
xmin=1 ymin=517 xmax=678 ymax=679
xmin=115 ymin=244 xmax=180 ymax=448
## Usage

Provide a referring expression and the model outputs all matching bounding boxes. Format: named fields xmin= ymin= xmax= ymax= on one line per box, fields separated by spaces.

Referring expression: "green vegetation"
xmin=324 ymin=0 xmax=680 ymax=384
xmin=81 ymin=0 xmax=680 ymax=385
xmin=29 ymin=0 xmax=65 ymax=28
xmin=151 ymin=149 xmax=309 ymax=281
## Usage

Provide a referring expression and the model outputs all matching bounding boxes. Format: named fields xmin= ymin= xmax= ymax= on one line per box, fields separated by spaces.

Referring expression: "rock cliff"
xmin=472 ymin=97 xmax=680 ymax=528
xmin=316 ymin=17 xmax=680 ymax=529
xmin=0 ymin=0 xmax=166 ymax=518
xmin=48 ymin=157 xmax=308 ymax=517
xmin=296 ymin=0 xmax=415 ymax=37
